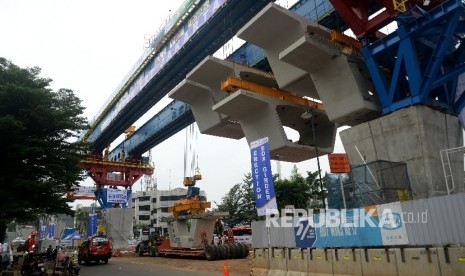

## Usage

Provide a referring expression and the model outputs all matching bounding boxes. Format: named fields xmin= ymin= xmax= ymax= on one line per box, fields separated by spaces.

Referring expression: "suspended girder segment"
xmin=237 ymin=3 xmax=380 ymax=126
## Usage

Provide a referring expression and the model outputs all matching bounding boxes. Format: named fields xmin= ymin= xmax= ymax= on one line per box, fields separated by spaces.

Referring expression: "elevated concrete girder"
xmin=237 ymin=3 xmax=380 ymax=126
xmin=280 ymin=34 xmax=380 ymax=126
xmin=170 ymin=79 xmax=243 ymax=139
xmin=237 ymin=3 xmax=322 ymax=99
xmin=213 ymin=89 xmax=336 ymax=162
xmin=169 ymin=56 xmax=278 ymax=139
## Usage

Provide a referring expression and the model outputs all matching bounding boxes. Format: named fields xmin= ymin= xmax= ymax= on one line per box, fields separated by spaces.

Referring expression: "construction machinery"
xmin=169 ymin=124 xmax=211 ymax=217
xmin=136 ymin=125 xmax=248 ymax=260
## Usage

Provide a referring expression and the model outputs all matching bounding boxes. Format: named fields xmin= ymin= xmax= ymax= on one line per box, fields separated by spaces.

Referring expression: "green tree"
xmin=214 ymin=183 xmax=243 ymax=227
xmin=75 ymin=208 xmax=89 ymax=236
xmin=237 ymin=173 xmax=258 ymax=225
xmin=306 ymin=170 xmax=327 ymax=212
xmin=274 ymin=165 xmax=312 ymax=210
xmin=274 ymin=166 xmax=327 ymax=212
xmin=0 ymin=58 xmax=89 ymax=242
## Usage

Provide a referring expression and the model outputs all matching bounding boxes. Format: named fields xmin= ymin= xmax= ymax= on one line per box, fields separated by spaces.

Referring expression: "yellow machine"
xmin=169 ymin=124 xmax=211 ymax=217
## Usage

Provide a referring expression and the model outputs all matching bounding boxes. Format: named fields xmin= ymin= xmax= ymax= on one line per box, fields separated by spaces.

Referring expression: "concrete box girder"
xmin=213 ymin=89 xmax=336 ymax=162
xmin=278 ymin=34 xmax=340 ymax=73
xmin=167 ymin=213 xmax=223 ymax=248
xmin=237 ymin=3 xmax=321 ymax=99
xmin=186 ymin=55 xmax=277 ymax=92
xmin=169 ymin=79 xmax=243 ymax=139
xmin=169 ymin=56 xmax=279 ymax=140
xmin=280 ymin=34 xmax=380 ymax=126
xmin=238 ymin=2 xmax=380 ymax=126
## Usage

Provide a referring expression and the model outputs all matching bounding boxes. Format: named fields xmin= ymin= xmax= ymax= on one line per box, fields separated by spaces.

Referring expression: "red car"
xmin=78 ymin=236 xmax=112 ymax=265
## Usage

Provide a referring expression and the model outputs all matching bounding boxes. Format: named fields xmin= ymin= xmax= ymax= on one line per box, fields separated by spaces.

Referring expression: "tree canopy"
xmin=274 ymin=165 xmax=327 ymax=212
xmin=0 ymin=58 xmax=89 ymax=241
xmin=214 ymin=166 xmax=327 ymax=227
xmin=214 ymin=174 xmax=259 ymax=227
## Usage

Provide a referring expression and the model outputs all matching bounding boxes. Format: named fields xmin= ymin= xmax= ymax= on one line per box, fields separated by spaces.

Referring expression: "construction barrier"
xmin=332 ymin=248 xmax=363 ymax=276
xmin=251 ymin=248 xmax=269 ymax=276
xmin=286 ymin=248 xmax=308 ymax=276
xmin=361 ymin=248 xmax=397 ymax=276
xmin=268 ymin=248 xmax=287 ymax=276
xmin=394 ymin=248 xmax=440 ymax=276
xmin=309 ymin=248 xmax=333 ymax=276
xmin=251 ymin=246 xmax=465 ymax=275
xmin=436 ymin=247 xmax=465 ymax=276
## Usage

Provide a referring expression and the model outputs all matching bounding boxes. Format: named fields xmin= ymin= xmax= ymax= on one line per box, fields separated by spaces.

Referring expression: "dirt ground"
xmin=114 ymin=253 xmax=253 ymax=276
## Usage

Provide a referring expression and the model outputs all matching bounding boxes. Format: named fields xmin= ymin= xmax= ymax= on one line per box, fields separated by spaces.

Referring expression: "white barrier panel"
xmin=269 ymin=248 xmax=287 ymax=276
xmin=361 ymin=248 xmax=397 ymax=276
xmin=286 ymin=248 xmax=309 ymax=276
xmin=252 ymin=248 xmax=270 ymax=276
xmin=437 ymin=247 xmax=465 ymax=276
xmin=309 ymin=248 xmax=333 ymax=276
xmin=332 ymin=248 xmax=363 ymax=276
xmin=394 ymin=248 xmax=440 ymax=276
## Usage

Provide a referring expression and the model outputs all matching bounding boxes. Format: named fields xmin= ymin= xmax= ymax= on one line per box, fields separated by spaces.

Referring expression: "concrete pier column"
xmin=340 ymin=105 xmax=464 ymax=198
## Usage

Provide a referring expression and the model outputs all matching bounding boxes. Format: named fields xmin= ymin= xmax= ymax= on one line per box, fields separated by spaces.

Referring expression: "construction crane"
xmin=182 ymin=124 xmax=202 ymax=187
xmin=169 ymin=124 xmax=210 ymax=217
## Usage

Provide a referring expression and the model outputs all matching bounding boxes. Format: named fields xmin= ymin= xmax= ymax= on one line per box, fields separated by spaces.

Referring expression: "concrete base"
xmin=340 ymin=105 xmax=464 ymax=199
xmin=166 ymin=212 xmax=224 ymax=248
xmin=104 ymin=208 xmax=133 ymax=250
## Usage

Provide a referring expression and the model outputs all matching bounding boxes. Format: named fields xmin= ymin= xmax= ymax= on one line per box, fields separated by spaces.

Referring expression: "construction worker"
xmin=24 ymin=232 xmax=36 ymax=252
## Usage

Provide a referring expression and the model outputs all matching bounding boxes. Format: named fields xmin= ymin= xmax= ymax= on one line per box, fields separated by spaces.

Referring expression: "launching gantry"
xmin=74 ymin=126 xmax=154 ymax=206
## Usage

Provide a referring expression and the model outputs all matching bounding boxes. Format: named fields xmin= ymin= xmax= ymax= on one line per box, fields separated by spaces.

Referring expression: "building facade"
xmin=131 ymin=187 xmax=207 ymax=233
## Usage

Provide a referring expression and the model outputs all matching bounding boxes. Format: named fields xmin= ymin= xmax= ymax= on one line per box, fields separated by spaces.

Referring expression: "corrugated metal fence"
xmin=252 ymin=193 xmax=465 ymax=248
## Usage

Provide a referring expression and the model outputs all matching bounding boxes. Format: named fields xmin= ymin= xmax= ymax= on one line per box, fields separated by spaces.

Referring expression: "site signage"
xmin=40 ymin=225 xmax=46 ymax=240
xmin=88 ymin=213 xmax=97 ymax=236
xmin=107 ymin=188 xmax=128 ymax=204
xmin=250 ymin=137 xmax=278 ymax=216
xmin=293 ymin=202 xmax=409 ymax=247
xmin=48 ymin=224 xmax=55 ymax=239
xmin=75 ymin=186 xmax=96 ymax=198
xmin=328 ymin=153 xmax=351 ymax=173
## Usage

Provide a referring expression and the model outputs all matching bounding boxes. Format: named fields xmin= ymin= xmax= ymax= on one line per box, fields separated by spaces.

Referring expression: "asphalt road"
xmin=78 ymin=258 xmax=219 ymax=276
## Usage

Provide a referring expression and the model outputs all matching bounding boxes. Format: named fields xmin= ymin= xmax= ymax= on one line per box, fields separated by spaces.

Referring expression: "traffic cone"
xmin=223 ymin=260 xmax=229 ymax=276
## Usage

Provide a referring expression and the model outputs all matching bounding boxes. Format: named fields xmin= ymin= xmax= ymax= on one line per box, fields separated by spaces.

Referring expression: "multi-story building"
xmin=131 ymin=187 xmax=207 ymax=234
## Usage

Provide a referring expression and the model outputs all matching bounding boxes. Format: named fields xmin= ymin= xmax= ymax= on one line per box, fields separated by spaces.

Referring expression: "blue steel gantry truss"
xmin=362 ymin=0 xmax=465 ymax=115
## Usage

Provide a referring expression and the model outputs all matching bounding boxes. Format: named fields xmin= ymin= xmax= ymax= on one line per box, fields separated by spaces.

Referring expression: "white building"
xmin=131 ymin=187 xmax=207 ymax=234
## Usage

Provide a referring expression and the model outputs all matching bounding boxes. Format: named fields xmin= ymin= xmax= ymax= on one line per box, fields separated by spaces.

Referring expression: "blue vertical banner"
xmin=88 ymin=213 xmax=97 ymax=236
xmin=48 ymin=224 xmax=55 ymax=239
xmin=250 ymin=137 xmax=278 ymax=216
xmin=40 ymin=225 xmax=46 ymax=239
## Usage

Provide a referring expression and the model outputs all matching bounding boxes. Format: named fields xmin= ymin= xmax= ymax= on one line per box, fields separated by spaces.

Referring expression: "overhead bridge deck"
xmin=85 ymin=0 xmax=276 ymax=153
xmin=109 ymin=0 xmax=342 ymax=161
